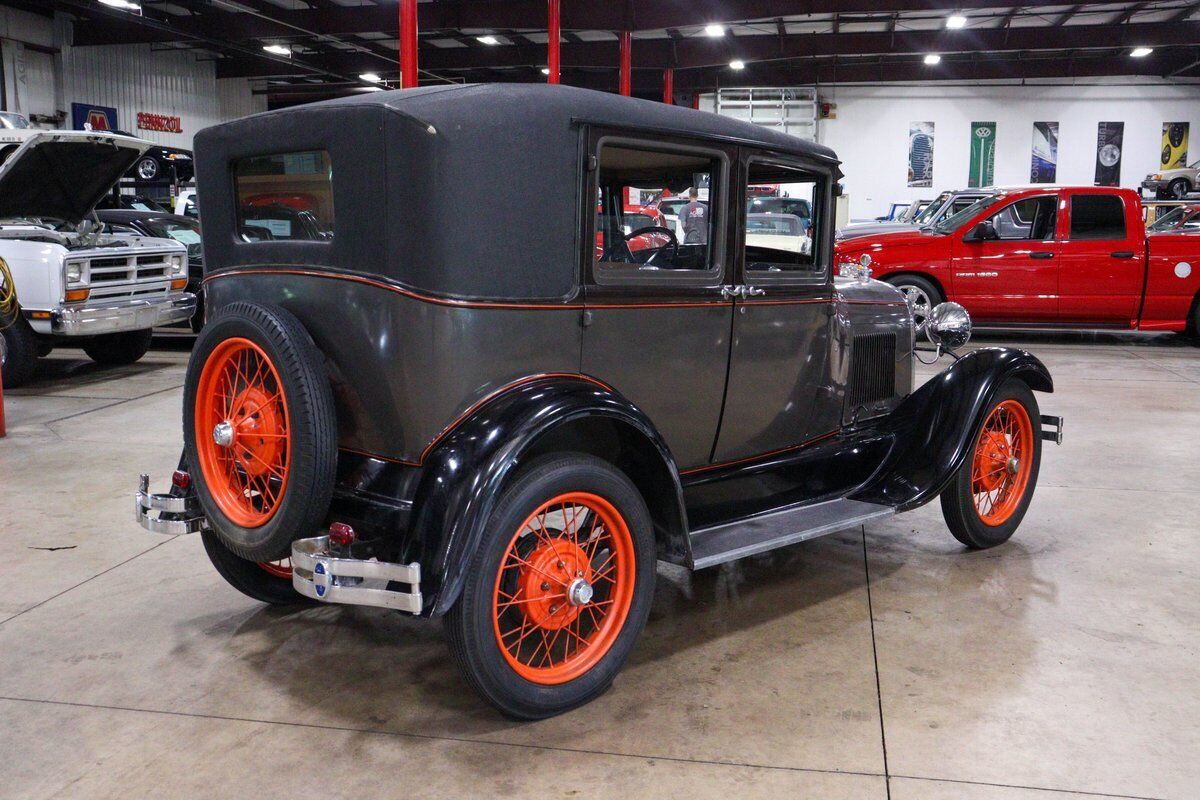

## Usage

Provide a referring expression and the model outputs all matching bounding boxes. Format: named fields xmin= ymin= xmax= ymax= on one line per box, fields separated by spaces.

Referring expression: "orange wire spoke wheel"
xmin=194 ymin=337 xmax=292 ymax=528
xmin=970 ymin=399 xmax=1034 ymax=526
xmin=257 ymin=559 xmax=293 ymax=579
xmin=492 ymin=492 xmax=636 ymax=685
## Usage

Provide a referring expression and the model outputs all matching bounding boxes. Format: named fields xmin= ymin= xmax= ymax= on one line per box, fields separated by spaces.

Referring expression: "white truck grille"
xmin=82 ymin=251 xmax=179 ymax=301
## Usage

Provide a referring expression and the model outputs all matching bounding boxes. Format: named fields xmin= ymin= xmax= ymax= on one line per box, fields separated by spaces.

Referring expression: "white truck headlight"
xmin=64 ymin=261 xmax=85 ymax=285
xmin=170 ymin=254 xmax=185 ymax=275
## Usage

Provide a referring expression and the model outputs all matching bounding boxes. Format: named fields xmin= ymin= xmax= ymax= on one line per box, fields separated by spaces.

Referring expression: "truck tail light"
xmin=65 ymin=289 xmax=90 ymax=303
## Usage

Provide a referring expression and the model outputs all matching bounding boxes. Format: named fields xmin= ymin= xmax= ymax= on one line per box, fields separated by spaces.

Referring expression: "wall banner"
xmin=1094 ymin=121 xmax=1124 ymax=186
xmin=71 ymin=102 xmax=118 ymax=132
xmin=1031 ymin=121 xmax=1058 ymax=183
xmin=908 ymin=122 xmax=935 ymax=188
xmin=968 ymin=122 xmax=996 ymax=188
xmin=1161 ymin=122 xmax=1189 ymax=169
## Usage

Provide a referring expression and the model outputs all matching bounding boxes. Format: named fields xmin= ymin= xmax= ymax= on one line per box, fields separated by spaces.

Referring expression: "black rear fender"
xmin=411 ymin=376 xmax=687 ymax=616
xmin=852 ymin=347 xmax=1053 ymax=511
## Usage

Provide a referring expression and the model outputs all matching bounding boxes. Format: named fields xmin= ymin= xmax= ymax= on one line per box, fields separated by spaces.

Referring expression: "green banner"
xmin=969 ymin=122 xmax=996 ymax=188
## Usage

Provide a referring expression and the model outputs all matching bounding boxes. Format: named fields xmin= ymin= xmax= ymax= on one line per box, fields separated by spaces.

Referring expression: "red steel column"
xmin=662 ymin=68 xmax=674 ymax=104
xmin=618 ymin=30 xmax=631 ymax=96
xmin=399 ymin=0 xmax=418 ymax=88
xmin=691 ymin=92 xmax=701 ymax=109
xmin=547 ymin=0 xmax=561 ymax=84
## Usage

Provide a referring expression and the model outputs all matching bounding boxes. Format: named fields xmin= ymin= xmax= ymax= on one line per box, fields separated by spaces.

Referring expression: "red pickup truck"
xmin=835 ymin=186 xmax=1200 ymax=335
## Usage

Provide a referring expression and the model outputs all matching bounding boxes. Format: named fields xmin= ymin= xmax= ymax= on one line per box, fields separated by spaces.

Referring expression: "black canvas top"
xmin=195 ymin=83 xmax=840 ymax=301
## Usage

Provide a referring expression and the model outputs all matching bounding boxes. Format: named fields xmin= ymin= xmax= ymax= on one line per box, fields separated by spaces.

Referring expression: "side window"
xmin=595 ymin=142 xmax=722 ymax=275
xmin=987 ymin=196 xmax=1057 ymax=240
xmin=234 ymin=150 xmax=334 ymax=241
xmin=1070 ymin=194 xmax=1127 ymax=240
xmin=744 ymin=160 xmax=823 ymax=274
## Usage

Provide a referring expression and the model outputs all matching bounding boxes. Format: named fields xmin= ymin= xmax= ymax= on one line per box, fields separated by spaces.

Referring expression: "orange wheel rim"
xmin=258 ymin=559 xmax=293 ymax=579
xmin=971 ymin=399 xmax=1034 ymax=526
xmin=194 ymin=337 xmax=291 ymax=528
xmin=492 ymin=492 xmax=636 ymax=685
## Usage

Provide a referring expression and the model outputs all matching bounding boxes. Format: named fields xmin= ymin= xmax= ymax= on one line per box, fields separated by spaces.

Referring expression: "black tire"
xmin=444 ymin=453 xmax=656 ymax=719
xmin=82 ymin=329 xmax=153 ymax=365
xmin=940 ymin=379 xmax=1042 ymax=549
xmin=201 ymin=530 xmax=314 ymax=606
xmin=183 ymin=301 xmax=337 ymax=561
xmin=1169 ymin=178 xmax=1190 ymax=200
xmin=885 ymin=274 xmax=943 ymax=327
xmin=1 ymin=316 xmax=39 ymax=388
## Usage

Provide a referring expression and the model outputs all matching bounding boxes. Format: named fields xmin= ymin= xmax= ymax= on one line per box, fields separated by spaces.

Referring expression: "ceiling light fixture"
xmin=924 ymin=53 xmax=942 ymax=65
xmin=541 ymin=67 xmax=551 ymax=75
xmin=1130 ymin=47 xmax=1154 ymax=57
xmin=262 ymin=44 xmax=291 ymax=56
xmin=946 ymin=14 xmax=967 ymax=29
xmin=477 ymin=35 xmax=500 ymax=45
xmin=98 ymin=0 xmax=141 ymax=10
xmin=729 ymin=59 xmax=745 ymax=70
xmin=704 ymin=24 xmax=725 ymax=37
xmin=360 ymin=72 xmax=382 ymax=83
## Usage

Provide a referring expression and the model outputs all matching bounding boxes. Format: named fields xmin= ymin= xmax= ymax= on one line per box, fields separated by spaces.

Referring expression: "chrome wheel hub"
xmin=567 ymin=577 xmax=594 ymax=607
xmin=212 ymin=421 xmax=235 ymax=448
xmin=1006 ymin=456 xmax=1021 ymax=475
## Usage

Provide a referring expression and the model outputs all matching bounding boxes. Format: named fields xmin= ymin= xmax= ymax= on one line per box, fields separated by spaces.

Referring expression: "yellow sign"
xmin=1162 ymin=122 xmax=1189 ymax=169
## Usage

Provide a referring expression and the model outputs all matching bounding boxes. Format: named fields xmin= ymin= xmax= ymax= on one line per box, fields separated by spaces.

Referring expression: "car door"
xmin=711 ymin=153 xmax=837 ymax=464
xmin=581 ymin=131 xmax=736 ymax=470
xmin=1057 ymin=190 xmax=1144 ymax=324
xmin=950 ymin=193 xmax=1059 ymax=323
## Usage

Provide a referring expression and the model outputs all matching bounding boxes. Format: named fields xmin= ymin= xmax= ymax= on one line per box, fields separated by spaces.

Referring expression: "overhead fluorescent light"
xmin=98 ymin=0 xmax=141 ymax=10
xmin=262 ymin=44 xmax=291 ymax=56
xmin=729 ymin=59 xmax=745 ymax=70
xmin=360 ymin=72 xmax=382 ymax=83
xmin=541 ymin=67 xmax=551 ymax=75
xmin=1130 ymin=47 xmax=1154 ymax=57
xmin=946 ymin=14 xmax=967 ymax=29
xmin=924 ymin=53 xmax=942 ymax=65
xmin=704 ymin=24 xmax=725 ymax=37
xmin=477 ymin=35 xmax=500 ymax=45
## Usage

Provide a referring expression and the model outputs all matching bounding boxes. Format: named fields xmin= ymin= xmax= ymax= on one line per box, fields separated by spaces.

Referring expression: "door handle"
xmin=1110 ymin=251 xmax=1135 ymax=259
xmin=1030 ymin=251 xmax=1055 ymax=259
xmin=720 ymin=285 xmax=740 ymax=300
xmin=744 ymin=285 xmax=765 ymax=297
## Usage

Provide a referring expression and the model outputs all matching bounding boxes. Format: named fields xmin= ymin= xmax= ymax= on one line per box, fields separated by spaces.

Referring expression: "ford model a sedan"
xmin=135 ymin=85 xmax=1061 ymax=719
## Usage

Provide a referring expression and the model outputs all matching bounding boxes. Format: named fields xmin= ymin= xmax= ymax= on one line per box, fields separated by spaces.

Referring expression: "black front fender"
xmin=852 ymin=347 xmax=1053 ymax=511
xmin=410 ymin=375 xmax=686 ymax=616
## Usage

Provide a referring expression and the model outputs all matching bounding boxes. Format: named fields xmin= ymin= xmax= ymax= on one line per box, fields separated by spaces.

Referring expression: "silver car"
xmin=1142 ymin=160 xmax=1198 ymax=199
xmin=837 ymin=189 xmax=989 ymax=240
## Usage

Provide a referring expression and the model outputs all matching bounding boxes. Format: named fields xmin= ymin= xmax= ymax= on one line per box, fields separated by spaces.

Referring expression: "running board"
xmin=688 ymin=498 xmax=895 ymax=570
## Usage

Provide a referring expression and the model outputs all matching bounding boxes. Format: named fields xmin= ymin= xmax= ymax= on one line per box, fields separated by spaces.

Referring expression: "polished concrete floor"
xmin=1 ymin=331 xmax=1198 ymax=799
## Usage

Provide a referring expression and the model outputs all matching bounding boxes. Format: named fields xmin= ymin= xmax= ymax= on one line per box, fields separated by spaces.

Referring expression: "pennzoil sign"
xmin=137 ymin=112 xmax=183 ymax=134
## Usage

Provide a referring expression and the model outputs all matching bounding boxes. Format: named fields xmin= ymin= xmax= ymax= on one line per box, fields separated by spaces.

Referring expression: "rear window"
xmin=1070 ymin=194 xmax=1126 ymax=240
xmin=234 ymin=150 xmax=334 ymax=241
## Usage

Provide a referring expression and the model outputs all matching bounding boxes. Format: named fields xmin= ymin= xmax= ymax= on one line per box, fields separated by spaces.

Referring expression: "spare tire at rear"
xmin=183 ymin=301 xmax=336 ymax=561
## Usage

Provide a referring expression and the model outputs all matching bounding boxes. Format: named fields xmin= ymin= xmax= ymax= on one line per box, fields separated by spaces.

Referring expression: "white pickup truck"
xmin=0 ymin=129 xmax=194 ymax=388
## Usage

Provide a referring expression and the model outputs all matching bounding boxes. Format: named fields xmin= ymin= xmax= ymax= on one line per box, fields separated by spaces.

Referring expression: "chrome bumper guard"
xmin=1040 ymin=414 xmax=1064 ymax=445
xmin=135 ymin=474 xmax=208 ymax=534
xmin=291 ymin=534 xmax=423 ymax=614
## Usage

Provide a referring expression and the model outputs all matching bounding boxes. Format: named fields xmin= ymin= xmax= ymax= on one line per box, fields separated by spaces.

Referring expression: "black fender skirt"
xmin=851 ymin=346 xmax=1053 ymax=512
xmin=409 ymin=375 xmax=686 ymax=616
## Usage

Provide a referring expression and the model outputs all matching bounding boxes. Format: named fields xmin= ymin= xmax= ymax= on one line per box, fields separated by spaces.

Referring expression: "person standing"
xmin=680 ymin=186 xmax=709 ymax=245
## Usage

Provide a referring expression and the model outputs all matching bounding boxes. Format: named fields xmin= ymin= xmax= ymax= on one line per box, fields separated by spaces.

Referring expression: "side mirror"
xmin=964 ymin=220 xmax=997 ymax=242
xmin=925 ymin=302 xmax=972 ymax=351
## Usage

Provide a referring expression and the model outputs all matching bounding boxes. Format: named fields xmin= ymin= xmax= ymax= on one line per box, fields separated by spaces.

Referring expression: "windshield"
xmin=915 ymin=192 xmax=951 ymax=224
xmin=0 ymin=112 xmax=31 ymax=129
xmin=932 ymin=193 xmax=1001 ymax=234
xmin=747 ymin=213 xmax=802 ymax=236
xmin=144 ymin=218 xmax=202 ymax=256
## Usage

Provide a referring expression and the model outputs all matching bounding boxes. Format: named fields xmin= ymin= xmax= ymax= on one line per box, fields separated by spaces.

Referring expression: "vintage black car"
xmin=135 ymin=85 xmax=1062 ymax=719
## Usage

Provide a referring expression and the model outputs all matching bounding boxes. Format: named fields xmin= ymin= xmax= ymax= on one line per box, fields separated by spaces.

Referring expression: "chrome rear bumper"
xmin=291 ymin=535 xmax=423 ymax=614
xmin=135 ymin=473 xmax=207 ymax=534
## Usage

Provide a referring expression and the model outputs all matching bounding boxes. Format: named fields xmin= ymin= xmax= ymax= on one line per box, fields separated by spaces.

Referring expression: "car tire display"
xmin=884 ymin=274 xmax=943 ymax=326
xmin=183 ymin=301 xmax=337 ymax=562
xmin=1 ymin=315 xmax=38 ymax=388
xmin=200 ymin=530 xmax=312 ymax=605
xmin=82 ymin=329 xmax=154 ymax=365
xmin=444 ymin=453 xmax=657 ymax=720
xmin=940 ymin=379 xmax=1042 ymax=549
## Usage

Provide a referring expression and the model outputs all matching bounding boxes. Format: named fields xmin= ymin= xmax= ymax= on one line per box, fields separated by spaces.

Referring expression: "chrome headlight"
xmin=64 ymin=260 xmax=86 ymax=286
xmin=169 ymin=254 xmax=185 ymax=275
xmin=926 ymin=302 xmax=972 ymax=351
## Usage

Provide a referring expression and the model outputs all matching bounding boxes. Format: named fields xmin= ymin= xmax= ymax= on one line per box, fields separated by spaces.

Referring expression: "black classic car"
xmin=135 ymin=85 xmax=1061 ymax=719
xmin=95 ymin=209 xmax=205 ymax=331
xmin=114 ymin=130 xmax=194 ymax=183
